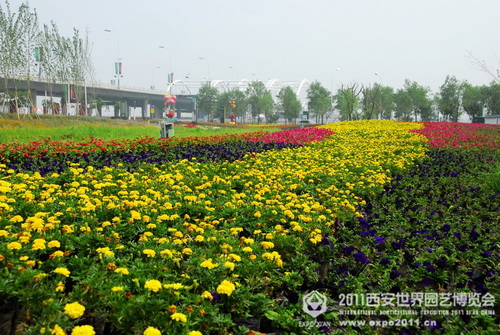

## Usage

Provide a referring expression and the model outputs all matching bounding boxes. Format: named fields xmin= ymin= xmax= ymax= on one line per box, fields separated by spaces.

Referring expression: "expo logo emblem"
xmin=302 ymin=291 xmax=329 ymax=318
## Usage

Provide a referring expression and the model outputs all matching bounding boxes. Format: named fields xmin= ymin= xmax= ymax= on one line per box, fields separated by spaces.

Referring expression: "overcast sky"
xmin=6 ymin=0 xmax=500 ymax=94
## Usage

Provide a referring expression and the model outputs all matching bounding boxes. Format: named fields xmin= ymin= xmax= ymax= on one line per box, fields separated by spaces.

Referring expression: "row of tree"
xmin=196 ymin=76 xmax=500 ymax=124
xmin=196 ymin=81 xmax=303 ymax=124
xmin=0 ymin=0 xmax=93 ymax=114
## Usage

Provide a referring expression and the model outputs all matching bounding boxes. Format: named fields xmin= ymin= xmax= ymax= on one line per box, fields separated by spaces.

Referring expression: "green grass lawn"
xmin=0 ymin=113 xmax=281 ymax=143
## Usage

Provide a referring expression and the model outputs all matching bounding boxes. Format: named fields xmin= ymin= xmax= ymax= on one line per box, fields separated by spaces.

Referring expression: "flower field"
xmin=0 ymin=120 xmax=499 ymax=335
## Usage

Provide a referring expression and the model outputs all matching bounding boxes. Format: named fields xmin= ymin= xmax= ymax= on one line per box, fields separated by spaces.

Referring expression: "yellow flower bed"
xmin=0 ymin=120 xmax=429 ymax=333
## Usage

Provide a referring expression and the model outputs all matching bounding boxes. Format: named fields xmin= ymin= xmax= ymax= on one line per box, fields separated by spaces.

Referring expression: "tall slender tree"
xmin=461 ymin=82 xmax=485 ymax=120
xmin=277 ymin=86 xmax=301 ymax=124
xmin=196 ymin=83 xmax=219 ymax=121
xmin=334 ymin=83 xmax=362 ymax=121
xmin=437 ymin=75 xmax=462 ymax=122
xmin=307 ymin=81 xmax=331 ymax=124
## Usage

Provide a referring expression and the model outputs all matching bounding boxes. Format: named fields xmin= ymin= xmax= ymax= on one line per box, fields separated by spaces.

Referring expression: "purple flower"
xmin=482 ymin=249 xmax=492 ymax=257
xmin=374 ymin=236 xmax=385 ymax=245
xmin=453 ymin=232 xmax=462 ymax=239
xmin=380 ymin=258 xmax=390 ymax=265
xmin=353 ymin=252 xmax=370 ymax=264
xmin=360 ymin=229 xmax=376 ymax=237
xmin=469 ymin=229 xmax=480 ymax=241
xmin=391 ymin=239 xmax=405 ymax=250
xmin=423 ymin=261 xmax=435 ymax=273
xmin=357 ymin=217 xmax=370 ymax=229
xmin=210 ymin=292 xmax=219 ymax=301
xmin=342 ymin=245 xmax=355 ymax=255
xmin=441 ymin=224 xmax=451 ymax=232
xmin=427 ymin=247 xmax=435 ymax=252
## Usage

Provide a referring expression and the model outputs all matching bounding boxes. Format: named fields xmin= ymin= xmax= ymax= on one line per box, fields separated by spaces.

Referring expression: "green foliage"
xmin=306 ymin=81 xmax=332 ymax=124
xmin=277 ymin=86 xmax=301 ymax=124
xmin=196 ymin=82 xmax=219 ymax=121
xmin=245 ymin=81 xmax=267 ymax=122
xmin=462 ymin=82 xmax=485 ymax=119
xmin=437 ymin=75 xmax=462 ymax=122
xmin=334 ymin=84 xmax=362 ymax=121
xmin=395 ymin=79 xmax=434 ymax=121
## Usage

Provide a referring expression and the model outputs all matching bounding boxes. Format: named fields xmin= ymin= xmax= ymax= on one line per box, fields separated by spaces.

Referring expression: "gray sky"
xmin=7 ymin=0 xmax=500 ymax=93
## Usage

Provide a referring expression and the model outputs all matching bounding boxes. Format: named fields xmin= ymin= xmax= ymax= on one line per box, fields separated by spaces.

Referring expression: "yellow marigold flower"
xmin=55 ymin=281 xmax=65 ymax=292
xmin=71 ymin=325 xmax=95 ymax=335
xmin=143 ymin=327 xmax=161 ymax=335
xmin=146 ymin=223 xmax=156 ymax=229
xmin=50 ymin=250 xmax=64 ymax=259
xmin=170 ymin=312 xmax=187 ymax=322
xmin=114 ymin=267 xmax=129 ymax=275
xmin=143 ymin=249 xmax=156 ymax=257
xmin=130 ymin=210 xmax=141 ymax=220
xmin=96 ymin=247 xmax=115 ymax=257
xmin=144 ymin=279 xmax=162 ymax=292
xmin=242 ymin=246 xmax=253 ymax=253
xmin=188 ymin=331 xmax=203 ymax=335
xmin=160 ymin=249 xmax=174 ymax=258
xmin=194 ymin=235 xmax=204 ymax=242
xmin=53 ymin=267 xmax=71 ymax=277
xmin=201 ymin=291 xmax=213 ymax=300
xmin=200 ymin=258 xmax=219 ymax=269
xmin=32 ymin=238 xmax=46 ymax=250
xmin=182 ymin=248 xmax=193 ymax=255
xmin=254 ymin=211 xmax=261 ymax=218
xmin=248 ymin=255 xmax=257 ymax=261
xmin=260 ymin=241 xmax=274 ymax=249
xmin=224 ymin=261 xmax=235 ymax=271
xmin=7 ymin=242 xmax=22 ymax=250
xmin=0 ymin=230 xmax=8 ymax=237
xmin=51 ymin=324 xmax=66 ymax=335
xmin=112 ymin=286 xmax=124 ymax=292
xmin=164 ymin=283 xmax=184 ymax=290
xmin=9 ymin=215 xmax=23 ymax=223
xmin=64 ymin=301 xmax=85 ymax=318
xmin=228 ymin=253 xmax=241 ymax=262
xmin=216 ymin=280 xmax=236 ymax=296
xmin=47 ymin=240 xmax=60 ymax=248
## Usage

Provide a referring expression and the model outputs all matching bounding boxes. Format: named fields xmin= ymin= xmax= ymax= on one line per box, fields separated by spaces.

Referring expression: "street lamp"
xmin=105 ymin=29 xmax=122 ymax=88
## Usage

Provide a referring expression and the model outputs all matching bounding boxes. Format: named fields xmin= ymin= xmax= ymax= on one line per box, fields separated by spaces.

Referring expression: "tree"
xmin=276 ymin=86 xmax=300 ymax=124
xmin=246 ymin=81 xmax=271 ymax=123
xmin=307 ymin=81 xmax=331 ymax=124
xmin=196 ymin=83 xmax=218 ymax=121
xmin=261 ymin=92 xmax=277 ymax=123
xmin=216 ymin=88 xmax=248 ymax=122
xmin=376 ymin=85 xmax=395 ymax=119
xmin=395 ymin=80 xmax=433 ymax=121
xmin=437 ymin=75 xmax=462 ymax=122
xmin=461 ymin=82 xmax=485 ymax=120
xmin=483 ymin=82 xmax=500 ymax=115
xmin=334 ymin=83 xmax=362 ymax=121
xmin=0 ymin=1 xmax=39 ymax=113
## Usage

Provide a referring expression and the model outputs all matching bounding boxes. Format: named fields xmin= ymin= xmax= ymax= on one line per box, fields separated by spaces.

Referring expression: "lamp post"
xmin=104 ymin=29 xmax=122 ymax=88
